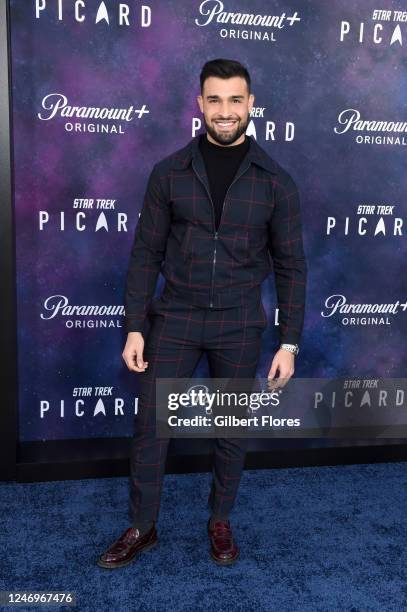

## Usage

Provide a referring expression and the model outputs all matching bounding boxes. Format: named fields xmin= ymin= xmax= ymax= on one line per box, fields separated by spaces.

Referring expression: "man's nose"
xmin=219 ymin=102 xmax=235 ymax=117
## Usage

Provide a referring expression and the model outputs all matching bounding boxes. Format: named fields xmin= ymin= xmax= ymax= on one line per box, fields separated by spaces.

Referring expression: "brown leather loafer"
xmin=96 ymin=524 xmax=158 ymax=569
xmin=207 ymin=518 xmax=240 ymax=565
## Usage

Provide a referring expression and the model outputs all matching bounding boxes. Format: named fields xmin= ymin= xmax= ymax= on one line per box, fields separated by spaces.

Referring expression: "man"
xmin=97 ymin=58 xmax=307 ymax=568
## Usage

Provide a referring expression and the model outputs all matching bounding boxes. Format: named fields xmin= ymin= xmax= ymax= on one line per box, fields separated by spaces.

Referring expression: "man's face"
xmin=197 ymin=76 xmax=254 ymax=146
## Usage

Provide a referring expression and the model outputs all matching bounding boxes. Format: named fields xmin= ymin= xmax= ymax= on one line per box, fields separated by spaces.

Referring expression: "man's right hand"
xmin=122 ymin=332 xmax=149 ymax=372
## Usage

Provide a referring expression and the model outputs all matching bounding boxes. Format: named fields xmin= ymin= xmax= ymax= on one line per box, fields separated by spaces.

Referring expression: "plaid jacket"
xmin=124 ymin=133 xmax=307 ymax=345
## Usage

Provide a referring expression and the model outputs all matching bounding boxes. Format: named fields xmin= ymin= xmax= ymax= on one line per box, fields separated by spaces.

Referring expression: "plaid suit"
xmin=125 ymin=133 xmax=307 ymax=524
xmin=124 ymin=133 xmax=307 ymax=345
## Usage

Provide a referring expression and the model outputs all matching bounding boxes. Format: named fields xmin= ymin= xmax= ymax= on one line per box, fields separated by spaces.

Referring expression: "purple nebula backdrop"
xmin=9 ymin=0 xmax=407 ymax=441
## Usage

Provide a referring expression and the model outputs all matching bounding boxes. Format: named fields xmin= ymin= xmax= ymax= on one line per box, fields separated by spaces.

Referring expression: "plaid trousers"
xmin=128 ymin=289 xmax=268 ymax=524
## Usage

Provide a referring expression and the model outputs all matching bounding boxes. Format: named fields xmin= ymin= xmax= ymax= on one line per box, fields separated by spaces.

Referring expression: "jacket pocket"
xmin=248 ymin=227 xmax=270 ymax=268
xmin=221 ymin=231 xmax=250 ymax=264
xmin=180 ymin=225 xmax=193 ymax=261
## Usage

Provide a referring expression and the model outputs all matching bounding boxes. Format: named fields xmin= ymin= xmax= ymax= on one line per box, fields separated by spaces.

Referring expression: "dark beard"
xmin=204 ymin=115 xmax=249 ymax=146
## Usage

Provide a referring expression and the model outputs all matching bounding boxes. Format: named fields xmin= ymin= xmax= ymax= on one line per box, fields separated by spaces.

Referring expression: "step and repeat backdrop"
xmin=9 ymin=0 xmax=406 ymax=443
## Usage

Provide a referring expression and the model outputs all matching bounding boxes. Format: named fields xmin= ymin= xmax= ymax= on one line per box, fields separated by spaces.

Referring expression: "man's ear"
xmin=197 ymin=95 xmax=203 ymax=113
xmin=248 ymin=93 xmax=255 ymax=112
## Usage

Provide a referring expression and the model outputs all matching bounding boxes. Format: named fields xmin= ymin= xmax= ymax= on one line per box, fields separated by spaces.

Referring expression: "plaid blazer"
xmin=124 ymin=133 xmax=307 ymax=345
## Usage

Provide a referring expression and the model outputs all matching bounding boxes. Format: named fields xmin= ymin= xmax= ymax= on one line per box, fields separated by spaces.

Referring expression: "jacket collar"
xmin=171 ymin=133 xmax=277 ymax=175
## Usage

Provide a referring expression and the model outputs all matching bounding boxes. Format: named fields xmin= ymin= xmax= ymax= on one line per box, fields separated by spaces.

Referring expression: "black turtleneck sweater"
xmin=199 ymin=132 xmax=250 ymax=231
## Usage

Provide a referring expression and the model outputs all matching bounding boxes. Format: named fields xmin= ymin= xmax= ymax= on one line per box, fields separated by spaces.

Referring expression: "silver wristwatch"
xmin=280 ymin=343 xmax=299 ymax=356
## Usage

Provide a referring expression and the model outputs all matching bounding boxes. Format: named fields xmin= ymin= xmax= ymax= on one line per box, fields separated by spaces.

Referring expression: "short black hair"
xmin=200 ymin=58 xmax=251 ymax=95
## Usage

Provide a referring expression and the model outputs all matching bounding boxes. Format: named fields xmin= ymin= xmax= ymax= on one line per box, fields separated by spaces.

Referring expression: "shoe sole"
xmin=209 ymin=548 xmax=240 ymax=566
xmin=96 ymin=539 xmax=158 ymax=569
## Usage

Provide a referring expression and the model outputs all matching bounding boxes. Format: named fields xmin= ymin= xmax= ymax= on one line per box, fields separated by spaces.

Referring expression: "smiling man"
xmin=201 ymin=79 xmax=250 ymax=144
xmin=97 ymin=58 xmax=307 ymax=569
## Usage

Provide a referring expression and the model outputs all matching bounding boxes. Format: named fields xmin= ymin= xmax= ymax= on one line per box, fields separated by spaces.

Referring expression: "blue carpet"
xmin=1 ymin=462 xmax=407 ymax=611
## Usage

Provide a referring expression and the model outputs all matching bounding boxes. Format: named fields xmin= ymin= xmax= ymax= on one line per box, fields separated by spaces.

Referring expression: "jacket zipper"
xmin=192 ymin=159 xmax=250 ymax=307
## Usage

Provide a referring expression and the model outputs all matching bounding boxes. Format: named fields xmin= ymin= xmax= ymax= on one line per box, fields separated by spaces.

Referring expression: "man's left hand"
xmin=267 ymin=348 xmax=295 ymax=389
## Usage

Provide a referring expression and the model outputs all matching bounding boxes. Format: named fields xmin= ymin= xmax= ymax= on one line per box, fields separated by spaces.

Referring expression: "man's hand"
xmin=122 ymin=332 xmax=149 ymax=372
xmin=267 ymin=348 xmax=295 ymax=389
